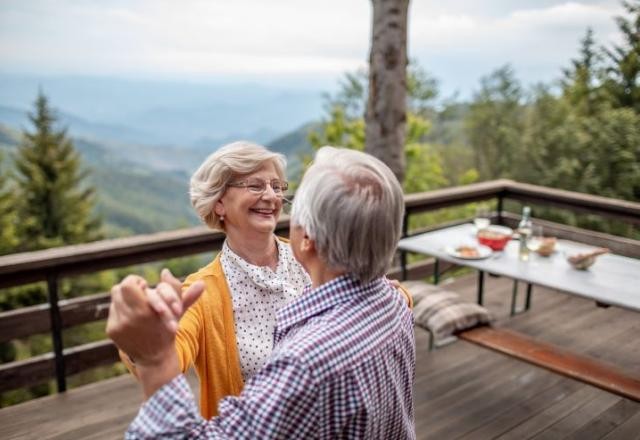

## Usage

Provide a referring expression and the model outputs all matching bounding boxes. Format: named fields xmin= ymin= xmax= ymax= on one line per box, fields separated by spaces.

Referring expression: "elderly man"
xmin=107 ymin=146 xmax=416 ymax=439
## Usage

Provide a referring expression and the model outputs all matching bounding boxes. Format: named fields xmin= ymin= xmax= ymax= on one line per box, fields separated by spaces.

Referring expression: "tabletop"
xmin=398 ymin=223 xmax=640 ymax=312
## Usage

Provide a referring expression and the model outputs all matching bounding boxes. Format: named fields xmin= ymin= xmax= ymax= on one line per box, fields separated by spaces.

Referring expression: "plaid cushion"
xmin=408 ymin=284 xmax=492 ymax=341
xmin=402 ymin=280 xmax=444 ymax=306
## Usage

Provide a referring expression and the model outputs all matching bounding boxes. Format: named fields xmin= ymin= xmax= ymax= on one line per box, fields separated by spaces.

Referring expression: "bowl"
xmin=477 ymin=225 xmax=513 ymax=251
xmin=566 ymin=248 xmax=608 ymax=270
xmin=567 ymin=254 xmax=596 ymax=270
xmin=536 ymin=237 xmax=557 ymax=257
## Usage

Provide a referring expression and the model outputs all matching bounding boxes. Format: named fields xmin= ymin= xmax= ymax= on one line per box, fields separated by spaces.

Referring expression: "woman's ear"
xmin=214 ymin=199 xmax=225 ymax=217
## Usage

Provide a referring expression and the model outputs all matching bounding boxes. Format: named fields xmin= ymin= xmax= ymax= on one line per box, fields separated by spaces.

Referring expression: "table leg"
xmin=511 ymin=280 xmax=519 ymax=316
xmin=400 ymin=251 xmax=407 ymax=281
xmin=525 ymin=283 xmax=533 ymax=310
xmin=477 ymin=271 xmax=485 ymax=305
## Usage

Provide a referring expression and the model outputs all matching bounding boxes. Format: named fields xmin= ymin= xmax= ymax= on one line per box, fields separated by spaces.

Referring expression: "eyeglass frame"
xmin=226 ymin=177 xmax=289 ymax=197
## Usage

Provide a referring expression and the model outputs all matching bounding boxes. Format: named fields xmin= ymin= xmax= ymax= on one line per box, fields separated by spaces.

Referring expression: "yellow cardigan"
xmin=121 ymin=252 xmax=243 ymax=419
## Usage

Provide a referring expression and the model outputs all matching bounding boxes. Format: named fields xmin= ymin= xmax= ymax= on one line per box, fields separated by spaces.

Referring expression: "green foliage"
xmin=307 ymin=65 xmax=451 ymax=195
xmin=603 ymin=0 xmax=640 ymax=112
xmin=0 ymin=152 xmax=18 ymax=255
xmin=465 ymin=65 xmax=524 ymax=180
xmin=13 ymin=92 xmax=103 ymax=250
xmin=562 ymin=28 xmax=609 ymax=116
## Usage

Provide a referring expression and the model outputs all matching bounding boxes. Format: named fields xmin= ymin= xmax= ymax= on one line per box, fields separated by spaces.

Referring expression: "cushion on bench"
xmin=403 ymin=281 xmax=492 ymax=342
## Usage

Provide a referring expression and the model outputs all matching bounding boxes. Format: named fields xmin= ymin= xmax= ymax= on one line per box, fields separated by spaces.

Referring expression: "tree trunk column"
xmin=365 ymin=0 xmax=409 ymax=184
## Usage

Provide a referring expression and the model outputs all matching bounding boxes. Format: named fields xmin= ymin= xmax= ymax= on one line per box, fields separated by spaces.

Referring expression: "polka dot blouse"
xmin=220 ymin=238 xmax=310 ymax=382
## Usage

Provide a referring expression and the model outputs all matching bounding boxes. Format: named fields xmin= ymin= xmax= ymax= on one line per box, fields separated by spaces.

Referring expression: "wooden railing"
xmin=0 ymin=179 xmax=638 ymax=395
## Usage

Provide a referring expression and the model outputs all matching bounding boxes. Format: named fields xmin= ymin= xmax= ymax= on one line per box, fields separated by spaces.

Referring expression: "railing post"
xmin=497 ymin=195 xmax=504 ymax=225
xmin=400 ymin=210 xmax=409 ymax=280
xmin=47 ymin=273 xmax=66 ymax=392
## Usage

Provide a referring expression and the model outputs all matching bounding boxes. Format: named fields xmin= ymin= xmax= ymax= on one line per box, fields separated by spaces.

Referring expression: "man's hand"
xmin=106 ymin=270 xmax=204 ymax=398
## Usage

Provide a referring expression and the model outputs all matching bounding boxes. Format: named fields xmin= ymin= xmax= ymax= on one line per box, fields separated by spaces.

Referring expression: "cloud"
xmin=0 ymin=0 xmax=629 ymax=94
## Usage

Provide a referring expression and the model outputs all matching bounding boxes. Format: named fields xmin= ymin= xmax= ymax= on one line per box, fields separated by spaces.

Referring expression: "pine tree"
xmin=604 ymin=0 xmax=640 ymax=112
xmin=14 ymin=92 xmax=102 ymax=251
xmin=0 ymin=152 xmax=18 ymax=255
xmin=561 ymin=28 xmax=607 ymax=116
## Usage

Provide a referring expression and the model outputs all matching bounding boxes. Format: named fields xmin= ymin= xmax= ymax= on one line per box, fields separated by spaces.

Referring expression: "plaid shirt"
xmin=126 ymin=275 xmax=416 ymax=439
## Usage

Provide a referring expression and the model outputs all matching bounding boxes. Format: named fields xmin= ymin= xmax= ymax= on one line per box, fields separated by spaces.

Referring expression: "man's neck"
xmin=225 ymin=232 xmax=278 ymax=269
xmin=309 ymin=263 xmax=346 ymax=288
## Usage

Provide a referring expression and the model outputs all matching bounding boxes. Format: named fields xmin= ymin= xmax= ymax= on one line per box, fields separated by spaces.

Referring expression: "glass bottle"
xmin=518 ymin=206 xmax=532 ymax=261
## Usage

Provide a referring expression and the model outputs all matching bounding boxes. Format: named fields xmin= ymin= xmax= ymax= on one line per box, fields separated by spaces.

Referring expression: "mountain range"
xmin=0 ymin=74 xmax=325 ymax=146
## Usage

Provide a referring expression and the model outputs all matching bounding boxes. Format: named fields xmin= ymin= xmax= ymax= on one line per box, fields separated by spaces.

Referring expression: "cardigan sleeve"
xmin=174 ymin=273 xmax=205 ymax=372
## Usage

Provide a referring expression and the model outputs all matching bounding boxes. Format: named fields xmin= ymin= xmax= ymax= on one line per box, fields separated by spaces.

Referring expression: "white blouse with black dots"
xmin=220 ymin=238 xmax=310 ymax=382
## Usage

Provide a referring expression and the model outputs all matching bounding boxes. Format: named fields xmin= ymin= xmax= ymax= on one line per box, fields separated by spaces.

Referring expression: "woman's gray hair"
xmin=190 ymin=141 xmax=286 ymax=230
xmin=291 ymin=146 xmax=404 ymax=283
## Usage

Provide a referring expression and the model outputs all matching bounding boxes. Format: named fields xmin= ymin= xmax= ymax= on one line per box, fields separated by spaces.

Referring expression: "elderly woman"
xmin=122 ymin=141 xmax=310 ymax=418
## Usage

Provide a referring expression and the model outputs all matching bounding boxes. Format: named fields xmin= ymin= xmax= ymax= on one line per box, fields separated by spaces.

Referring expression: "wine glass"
xmin=527 ymin=225 xmax=543 ymax=253
xmin=474 ymin=206 xmax=490 ymax=230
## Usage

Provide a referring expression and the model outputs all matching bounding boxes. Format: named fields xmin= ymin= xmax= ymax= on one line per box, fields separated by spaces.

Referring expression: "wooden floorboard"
xmin=1 ymin=274 xmax=639 ymax=439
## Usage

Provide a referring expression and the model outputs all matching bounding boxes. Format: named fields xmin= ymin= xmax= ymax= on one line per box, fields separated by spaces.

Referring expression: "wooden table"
xmin=398 ymin=223 xmax=640 ymax=313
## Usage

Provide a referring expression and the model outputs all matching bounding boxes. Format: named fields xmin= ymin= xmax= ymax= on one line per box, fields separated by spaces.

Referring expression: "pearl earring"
xmin=220 ymin=215 xmax=224 ymax=222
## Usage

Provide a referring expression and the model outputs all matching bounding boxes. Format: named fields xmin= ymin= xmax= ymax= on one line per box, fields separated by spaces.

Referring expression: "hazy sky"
xmin=0 ymin=0 xmax=626 ymax=97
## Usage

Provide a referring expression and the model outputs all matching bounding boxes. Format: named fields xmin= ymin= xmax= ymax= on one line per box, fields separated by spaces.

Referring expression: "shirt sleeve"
xmin=125 ymin=374 xmax=206 ymax=439
xmin=126 ymin=355 xmax=318 ymax=439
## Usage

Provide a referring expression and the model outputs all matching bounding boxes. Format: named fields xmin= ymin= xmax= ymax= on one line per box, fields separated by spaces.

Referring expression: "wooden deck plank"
xmin=457 ymin=378 xmax=583 ymax=439
xmin=530 ymin=392 xmax=622 ymax=439
xmin=565 ymin=398 xmax=640 ymax=440
xmin=419 ymin=348 xmax=568 ymax=438
xmin=602 ymin=410 xmax=640 ymax=440
xmin=494 ymin=386 xmax=604 ymax=440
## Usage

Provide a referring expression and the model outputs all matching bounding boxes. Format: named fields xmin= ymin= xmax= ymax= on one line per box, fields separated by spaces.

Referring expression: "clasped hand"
xmin=106 ymin=269 xmax=204 ymax=368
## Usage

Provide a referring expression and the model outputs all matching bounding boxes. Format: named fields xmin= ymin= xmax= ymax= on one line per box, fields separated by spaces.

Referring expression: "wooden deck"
xmin=1 ymin=274 xmax=639 ymax=439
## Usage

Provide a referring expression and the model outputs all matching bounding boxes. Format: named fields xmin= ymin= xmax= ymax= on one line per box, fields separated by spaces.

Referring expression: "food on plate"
xmin=456 ymin=245 xmax=480 ymax=258
xmin=476 ymin=225 xmax=513 ymax=251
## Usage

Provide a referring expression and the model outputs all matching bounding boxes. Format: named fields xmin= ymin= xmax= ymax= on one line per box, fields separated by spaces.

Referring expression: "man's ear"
xmin=301 ymin=235 xmax=316 ymax=256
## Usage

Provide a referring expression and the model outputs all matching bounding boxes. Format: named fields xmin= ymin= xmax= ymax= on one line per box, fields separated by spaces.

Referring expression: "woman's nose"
xmin=261 ymin=184 xmax=278 ymax=199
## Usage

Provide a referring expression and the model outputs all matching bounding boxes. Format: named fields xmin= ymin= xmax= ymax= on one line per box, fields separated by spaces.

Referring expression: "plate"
xmin=445 ymin=244 xmax=493 ymax=260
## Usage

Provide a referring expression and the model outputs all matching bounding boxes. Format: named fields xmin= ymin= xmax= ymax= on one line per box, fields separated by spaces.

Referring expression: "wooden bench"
xmin=407 ymin=281 xmax=640 ymax=402
xmin=458 ymin=326 xmax=640 ymax=402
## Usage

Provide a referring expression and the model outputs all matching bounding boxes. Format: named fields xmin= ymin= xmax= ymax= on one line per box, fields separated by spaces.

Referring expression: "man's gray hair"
xmin=291 ymin=146 xmax=404 ymax=283
xmin=190 ymin=141 xmax=286 ymax=230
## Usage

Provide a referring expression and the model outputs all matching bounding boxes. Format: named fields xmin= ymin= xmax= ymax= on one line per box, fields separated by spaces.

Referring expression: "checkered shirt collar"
xmin=274 ymin=274 xmax=386 ymax=344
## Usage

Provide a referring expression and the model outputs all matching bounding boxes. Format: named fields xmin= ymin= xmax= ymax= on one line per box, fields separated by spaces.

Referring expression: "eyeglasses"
xmin=227 ymin=178 xmax=289 ymax=196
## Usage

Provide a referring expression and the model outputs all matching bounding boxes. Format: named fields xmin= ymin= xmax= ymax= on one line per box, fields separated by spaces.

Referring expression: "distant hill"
xmin=0 ymin=74 xmax=324 ymax=146
xmin=0 ymin=122 xmax=200 ymax=236
xmin=0 ymin=118 xmax=323 ymax=236
xmin=0 ymin=105 xmax=157 ymax=146
xmin=267 ymin=121 xmax=318 ymax=183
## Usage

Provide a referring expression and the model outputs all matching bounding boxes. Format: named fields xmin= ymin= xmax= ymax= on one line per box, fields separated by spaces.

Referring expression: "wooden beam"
xmin=0 ymin=340 xmax=119 ymax=393
xmin=405 ymin=179 xmax=510 ymax=214
xmin=0 ymin=292 xmax=111 ymax=343
xmin=504 ymin=181 xmax=640 ymax=225
xmin=0 ymin=218 xmax=290 ymax=289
